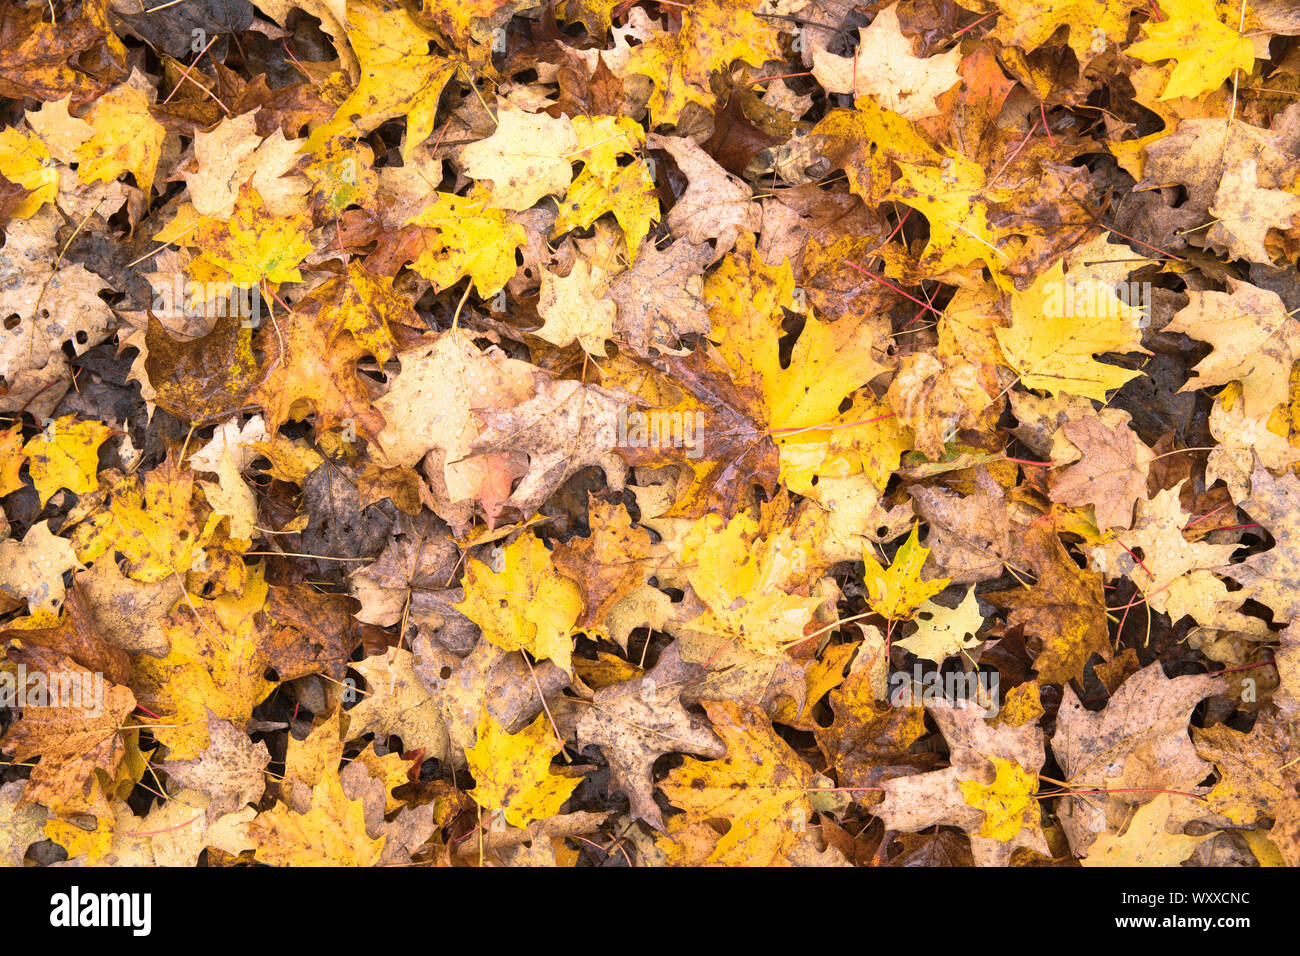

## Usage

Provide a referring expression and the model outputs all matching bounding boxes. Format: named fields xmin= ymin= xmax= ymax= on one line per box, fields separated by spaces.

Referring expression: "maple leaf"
xmin=0 ymin=422 xmax=24 ymax=497
xmin=1166 ymin=279 xmax=1300 ymax=421
xmin=143 ymin=313 xmax=264 ymax=425
xmin=347 ymin=646 xmax=451 ymax=763
xmin=810 ymin=4 xmax=961 ymax=120
xmin=0 ymin=645 xmax=135 ymax=814
xmin=552 ymin=497 xmax=661 ymax=630
xmin=193 ymin=185 xmax=313 ymax=285
xmin=876 ymin=701 xmax=1050 ymax=866
xmin=1128 ymin=0 xmax=1256 ymax=101
xmin=896 ymin=586 xmax=985 ymax=663
xmin=0 ymin=521 xmax=80 ymax=612
xmin=1205 ymin=158 xmax=1300 ymax=262
xmin=1137 ymin=111 xmax=1300 ymax=218
xmin=67 ymin=456 xmax=213 ymax=584
xmin=182 ymin=111 xmax=307 ymax=219
xmin=349 ymin=512 xmax=461 ymax=628
xmin=814 ymin=97 xmax=944 ymax=206
xmin=908 ymin=467 xmax=1019 ymax=584
xmin=0 ymin=127 xmax=57 ymax=219
xmin=981 ymin=0 xmax=1145 ymax=63
xmin=1224 ymin=464 xmax=1300 ymax=622
xmin=3 ymin=0 xmax=1299 ymax=873
xmin=1080 ymin=793 xmax=1214 ymax=866
xmin=534 ymin=259 xmax=616 ymax=355
xmin=305 ymin=263 xmax=419 ymax=365
xmin=263 ymin=583 xmax=363 ymax=683
xmin=1194 ymin=708 xmax=1294 ymax=825
xmin=461 ymin=101 xmax=578 ymax=211
xmin=815 ymin=651 xmax=929 ymax=791
xmin=251 ymin=772 xmax=385 ymax=866
xmin=626 ymin=0 xmax=784 ymax=126
xmin=403 ymin=191 xmax=527 ymax=297
xmin=373 ymin=329 xmax=534 ymax=473
xmin=646 ymin=133 xmax=760 ymax=256
xmin=986 ymin=522 xmax=1111 ymax=685
xmin=75 ymin=557 xmax=182 ymax=656
xmin=456 ymin=532 xmax=582 ymax=675
xmin=659 ymin=700 xmax=814 ymax=866
xmin=158 ymin=710 xmax=270 ymax=822
xmin=129 ymin=566 xmax=278 ymax=760
xmin=0 ymin=781 xmax=46 ymax=867
xmin=304 ymin=4 xmax=456 ymax=162
xmin=884 ymin=351 xmax=992 ymax=461
xmin=75 ymin=83 xmax=164 ymax=196
xmin=1088 ymin=482 xmax=1255 ymax=633
xmin=1047 ymin=416 xmax=1154 ymax=530
xmin=994 ymin=258 xmax=1147 ymax=400
xmin=1051 ymin=662 xmax=1223 ymax=856
xmin=465 ymin=710 xmax=581 ymax=829
xmin=576 ymin=642 xmax=725 ymax=829
xmin=468 ymin=373 xmax=633 ymax=519
xmin=862 ymin=524 xmax=950 ymax=621
xmin=554 ymin=115 xmax=658 ymax=260
xmin=21 ymin=416 xmax=111 ymax=507
xmin=612 ymin=348 xmax=780 ymax=517
xmin=248 ymin=301 xmax=386 ymax=443
xmin=679 ymin=509 xmax=823 ymax=656
xmin=606 ymin=239 xmax=714 ymax=356
xmin=0 ymin=209 xmax=114 ymax=404
xmin=0 ymin=0 xmax=124 ymax=102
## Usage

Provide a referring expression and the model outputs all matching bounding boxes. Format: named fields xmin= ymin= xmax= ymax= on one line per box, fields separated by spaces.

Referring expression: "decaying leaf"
xmin=1 ymin=0 xmax=1294 ymax=873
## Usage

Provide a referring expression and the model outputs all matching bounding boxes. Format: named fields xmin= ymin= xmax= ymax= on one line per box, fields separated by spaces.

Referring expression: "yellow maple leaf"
xmin=22 ymin=416 xmax=112 ymax=507
xmin=994 ymin=259 xmax=1146 ymax=400
xmin=1081 ymin=793 xmax=1214 ymax=866
xmin=0 ymin=127 xmax=57 ymax=218
xmin=75 ymin=84 xmax=165 ymax=197
xmin=862 ymin=524 xmax=950 ymax=620
xmin=69 ymin=457 xmax=212 ymax=583
xmin=1128 ymin=0 xmax=1256 ymax=101
xmin=535 ymin=259 xmax=616 ymax=355
xmin=554 ymin=115 xmax=658 ymax=260
xmin=420 ymin=0 xmax=515 ymax=49
xmin=455 ymin=533 xmax=582 ymax=674
xmin=888 ymin=150 xmax=1014 ymax=287
xmin=304 ymin=137 xmax=378 ymax=219
xmin=959 ymin=756 xmax=1041 ymax=842
xmin=193 ymin=185 xmax=313 ymax=285
xmin=896 ymin=585 xmax=984 ymax=662
xmin=555 ymin=162 xmax=658 ymax=262
xmin=130 ymin=565 xmax=276 ymax=760
xmin=464 ymin=710 xmax=580 ymax=829
xmin=681 ymin=510 xmax=822 ymax=656
xmin=0 ymin=422 xmax=25 ymax=497
xmin=304 ymin=5 xmax=456 ymax=162
xmin=659 ymin=700 xmax=813 ymax=866
xmin=627 ymin=0 xmax=784 ymax=126
xmin=707 ymin=238 xmax=886 ymax=432
xmin=305 ymin=262 xmax=415 ymax=365
xmin=251 ymin=772 xmax=385 ymax=866
xmin=813 ymin=97 xmax=944 ymax=205
xmin=460 ymin=101 xmax=578 ymax=211
xmin=346 ymin=647 xmax=450 ymax=762
xmin=405 ymin=190 xmax=526 ymax=297
xmin=986 ymin=0 xmax=1145 ymax=63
